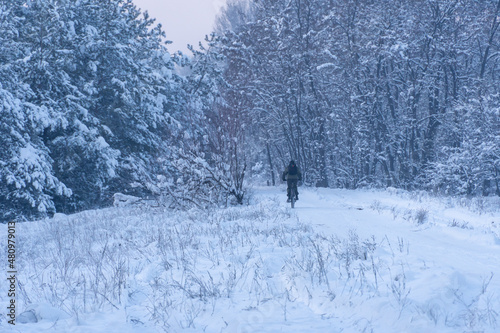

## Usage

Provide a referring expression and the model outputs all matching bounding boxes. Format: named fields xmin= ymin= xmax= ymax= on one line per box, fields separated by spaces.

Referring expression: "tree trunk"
xmin=266 ymin=142 xmax=275 ymax=186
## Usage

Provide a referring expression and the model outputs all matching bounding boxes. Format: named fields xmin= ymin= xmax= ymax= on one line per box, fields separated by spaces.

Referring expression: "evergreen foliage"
xmin=0 ymin=0 xmax=182 ymax=221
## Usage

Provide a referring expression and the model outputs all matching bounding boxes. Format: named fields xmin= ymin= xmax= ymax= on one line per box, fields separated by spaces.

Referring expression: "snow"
xmin=112 ymin=193 xmax=142 ymax=207
xmin=18 ymin=144 xmax=39 ymax=164
xmin=1 ymin=186 xmax=499 ymax=332
xmin=316 ymin=63 xmax=338 ymax=71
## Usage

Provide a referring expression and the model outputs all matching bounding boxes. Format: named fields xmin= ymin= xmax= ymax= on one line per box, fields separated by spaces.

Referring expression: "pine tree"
xmin=0 ymin=0 xmax=184 ymax=219
xmin=0 ymin=0 xmax=72 ymax=221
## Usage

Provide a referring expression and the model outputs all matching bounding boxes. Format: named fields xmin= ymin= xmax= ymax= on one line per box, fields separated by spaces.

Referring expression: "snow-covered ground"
xmin=1 ymin=186 xmax=499 ymax=332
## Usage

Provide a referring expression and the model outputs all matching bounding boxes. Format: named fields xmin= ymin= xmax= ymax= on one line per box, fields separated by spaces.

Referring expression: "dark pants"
xmin=287 ymin=179 xmax=298 ymax=198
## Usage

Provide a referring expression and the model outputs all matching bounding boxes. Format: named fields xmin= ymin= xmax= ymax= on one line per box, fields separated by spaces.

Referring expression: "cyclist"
xmin=282 ymin=160 xmax=302 ymax=202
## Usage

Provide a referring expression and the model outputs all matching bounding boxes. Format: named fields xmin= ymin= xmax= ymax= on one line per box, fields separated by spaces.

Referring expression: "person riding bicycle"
xmin=282 ymin=160 xmax=302 ymax=202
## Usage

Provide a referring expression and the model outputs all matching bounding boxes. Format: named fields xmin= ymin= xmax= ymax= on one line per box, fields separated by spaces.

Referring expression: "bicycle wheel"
xmin=290 ymin=187 xmax=295 ymax=208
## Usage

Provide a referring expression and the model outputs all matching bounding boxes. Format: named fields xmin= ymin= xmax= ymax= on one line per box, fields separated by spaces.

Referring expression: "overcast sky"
xmin=132 ymin=0 xmax=227 ymax=54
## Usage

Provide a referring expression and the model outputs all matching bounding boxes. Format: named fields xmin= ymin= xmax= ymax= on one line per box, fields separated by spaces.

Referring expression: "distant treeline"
xmin=1 ymin=0 xmax=499 ymax=221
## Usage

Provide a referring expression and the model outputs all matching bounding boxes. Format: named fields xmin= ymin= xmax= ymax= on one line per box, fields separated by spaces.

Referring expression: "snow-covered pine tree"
xmin=73 ymin=0 xmax=182 ymax=205
xmin=0 ymin=0 xmax=72 ymax=221
xmin=0 ymin=0 xmax=183 ymax=219
xmin=0 ymin=87 xmax=72 ymax=222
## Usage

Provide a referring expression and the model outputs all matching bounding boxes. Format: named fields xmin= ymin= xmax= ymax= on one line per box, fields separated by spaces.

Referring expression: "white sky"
xmin=132 ymin=0 xmax=227 ymax=54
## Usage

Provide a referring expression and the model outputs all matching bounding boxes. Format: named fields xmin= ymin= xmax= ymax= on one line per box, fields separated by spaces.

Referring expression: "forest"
xmin=1 ymin=0 xmax=499 ymax=222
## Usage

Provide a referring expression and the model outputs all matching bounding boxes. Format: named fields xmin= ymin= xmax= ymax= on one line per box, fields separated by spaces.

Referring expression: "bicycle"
xmin=288 ymin=180 xmax=298 ymax=208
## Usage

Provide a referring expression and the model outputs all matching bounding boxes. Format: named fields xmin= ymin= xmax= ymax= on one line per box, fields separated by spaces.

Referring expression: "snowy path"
xmin=288 ymin=187 xmax=499 ymax=265
xmin=258 ymin=186 xmax=500 ymax=331
xmin=274 ymin=186 xmax=500 ymax=285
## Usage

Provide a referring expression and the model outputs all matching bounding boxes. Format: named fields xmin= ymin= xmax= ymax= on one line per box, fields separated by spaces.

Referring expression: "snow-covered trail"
xmin=260 ymin=185 xmax=500 ymax=312
xmin=288 ymin=187 xmax=499 ymax=268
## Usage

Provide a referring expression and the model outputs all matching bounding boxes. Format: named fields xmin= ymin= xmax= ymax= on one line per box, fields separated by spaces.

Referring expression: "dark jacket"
xmin=282 ymin=164 xmax=302 ymax=181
